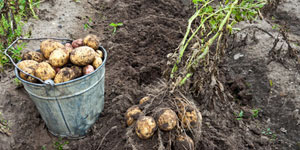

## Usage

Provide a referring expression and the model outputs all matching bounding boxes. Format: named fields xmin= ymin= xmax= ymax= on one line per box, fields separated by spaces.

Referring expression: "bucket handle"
xmin=4 ymin=37 xmax=72 ymax=85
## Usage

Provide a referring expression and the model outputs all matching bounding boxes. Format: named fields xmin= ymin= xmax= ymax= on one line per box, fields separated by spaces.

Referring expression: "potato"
xmin=135 ymin=116 xmax=157 ymax=139
xmin=175 ymin=134 xmax=194 ymax=150
xmin=40 ymin=39 xmax=64 ymax=59
xmin=35 ymin=62 xmax=56 ymax=81
xmin=139 ymin=96 xmax=150 ymax=105
xmin=20 ymin=67 xmax=37 ymax=83
xmin=125 ymin=105 xmax=143 ymax=126
xmin=22 ymin=51 xmax=45 ymax=62
xmin=156 ymin=108 xmax=177 ymax=131
xmin=54 ymin=67 xmax=76 ymax=83
xmin=49 ymin=48 xmax=69 ymax=67
xmin=17 ymin=60 xmax=39 ymax=70
xmin=83 ymin=65 xmax=94 ymax=75
xmin=72 ymin=39 xmax=84 ymax=48
xmin=83 ymin=34 xmax=99 ymax=50
xmin=70 ymin=46 xmax=96 ymax=66
xmin=71 ymin=66 xmax=83 ymax=78
xmin=178 ymin=103 xmax=199 ymax=128
xmin=92 ymin=56 xmax=102 ymax=69
xmin=64 ymin=43 xmax=73 ymax=55
xmin=96 ymin=50 xmax=103 ymax=58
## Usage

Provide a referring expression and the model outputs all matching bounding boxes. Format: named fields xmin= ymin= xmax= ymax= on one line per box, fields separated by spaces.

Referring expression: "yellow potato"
xmin=70 ymin=46 xmax=96 ymax=66
xmin=177 ymin=103 xmax=198 ymax=128
xmin=95 ymin=50 xmax=103 ymax=58
xmin=125 ymin=105 xmax=143 ymax=126
xmin=83 ymin=34 xmax=99 ymax=50
xmin=17 ymin=60 xmax=39 ymax=70
xmin=157 ymin=108 xmax=177 ymax=131
xmin=20 ymin=67 xmax=37 ymax=83
xmin=22 ymin=51 xmax=45 ymax=62
xmin=71 ymin=66 xmax=83 ymax=78
xmin=92 ymin=56 xmax=102 ymax=69
xmin=175 ymin=134 xmax=194 ymax=150
xmin=54 ymin=67 xmax=76 ymax=84
xmin=40 ymin=39 xmax=64 ymax=59
xmin=139 ymin=96 xmax=150 ymax=105
xmin=34 ymin=62 xmax=56 ymax=81
xmin=49 ymin=48 xmax=69 ymax=67
xmin=135 ymin=116 xmax=157 ymax=139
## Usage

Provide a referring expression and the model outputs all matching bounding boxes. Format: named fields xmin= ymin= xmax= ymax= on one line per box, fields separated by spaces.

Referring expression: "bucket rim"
xmin=15 ymin=45 xmax=107 ymax=87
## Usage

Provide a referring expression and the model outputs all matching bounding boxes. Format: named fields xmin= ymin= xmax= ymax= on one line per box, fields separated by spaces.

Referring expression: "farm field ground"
xmin=0 ymin=0 xmax=299 ymax=149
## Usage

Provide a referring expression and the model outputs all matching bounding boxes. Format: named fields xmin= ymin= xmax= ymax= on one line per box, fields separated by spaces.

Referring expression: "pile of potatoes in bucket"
xmin=125 ymin=96 xmax=201 ymax=150
xmin=17 ymin=35 xmax=103 ymax=84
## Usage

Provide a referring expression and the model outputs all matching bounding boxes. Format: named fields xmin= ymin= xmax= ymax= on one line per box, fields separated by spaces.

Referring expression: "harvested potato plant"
xmin=83 ymin=65 xmax=95 ymax=75
xmin=139 ymin=96 xmax=150 ymax=105
xmin=22 ymin=51 xmax=45 ymax=62
xmin=83 ymin=34 xmax=99 ymax=50
xmin=19 ymin=67 xmax=37 ymax=83
xmin=34 ymin=62 xmax=56 ymax=81
xmin=17 ymin=60 xmax=39 ymax=70
xmin=70 ymin=46 xmax=96 ymax=66
xmin=40 ymin=39 xmax=64 ymax=59
xmin=125 ymin=105 xmax=143 ymax=126
xmin=175 ymin=134 xmax=195 ymax=150
xmin=93 ymin=56 xmax=102 ymax=69
xmin=71 ymin=66 xmax=83 ymax=78
xmin=54 ymin=67 xmax=76 ymax=83
xmin=49 ymin=48 xmax=69 ymax=67
xmin=156 ymin=108 xmax=177 ymax=131
xmin=135 ymin=116 xmax=157 ymax=139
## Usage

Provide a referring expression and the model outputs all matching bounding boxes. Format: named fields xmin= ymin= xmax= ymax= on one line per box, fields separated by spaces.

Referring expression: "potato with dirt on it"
xmin=19 ymin=67 xmax=37 ymax=83
xmin=54 ymin=67 xmax=76 ymax=84
xmin=92 ymin=56 xmax=103 ymax=69
xmin=135 ymin=116 xmax=157 ymax=139
xmin=40 ymin=39 xmax=64 ymax=59
xmin=17 ymin=60 xmax=39 ymax=70
xmin=156 ymin=108 xmax=177 ymax=131
xmin=22 ymin=51 xmax=45 ymax=62
xmin=71 ymin=39 xmax=84 ymax=48
xmin=35 ymin=62 xmax=56 ymax=81
xmin=177 ymin=103 xmax=200 ymax=128
xmin=83 ymin=34 xmax=99 ymax=50
xmin=71 ymin=66 xmax=83 ymax=78
xmin=125 ymin=105 xmax=143 ymax=126
xmin=64 ymin=43 xmax=73 ymax=55
xmin=139 ymin=96 xmax=150 ymax=105
xmin=70 ymin=46 xmax=96 ymax=66
xmin=95 ymin=50 xmax=103 ymax=58
xmin=49 ymin=48 xmax=69 ymax=67
xmin=83 ymin=65 xmax=94 ymax=75
xmin=175 ymin=134 xmax=194 ymax=150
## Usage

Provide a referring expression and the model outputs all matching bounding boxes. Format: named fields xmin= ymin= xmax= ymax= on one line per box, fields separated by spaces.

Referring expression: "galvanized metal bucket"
xmin=4 ymin=37 xmax=107 ymax=139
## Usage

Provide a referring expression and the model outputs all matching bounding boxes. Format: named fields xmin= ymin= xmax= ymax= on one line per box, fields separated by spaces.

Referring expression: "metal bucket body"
xmin=15 ymin=47 xmax=107 ymax=138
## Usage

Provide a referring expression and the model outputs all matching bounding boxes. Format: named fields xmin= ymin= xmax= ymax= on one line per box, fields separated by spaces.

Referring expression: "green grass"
xmin=109 ymin=22 xmax=123 ymax=34
xmin=53 ymin=138 xmax=69 ymax=150
xmin=252 ymin=108 xmax=260 ymax=118
xmin=0 ymin=0 xmax=40 ymax=68
xmin=236 ymin=110 xmax=244 ymax=120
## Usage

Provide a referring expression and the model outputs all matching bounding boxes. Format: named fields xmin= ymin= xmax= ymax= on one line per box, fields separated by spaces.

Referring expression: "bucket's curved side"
xmin=17 ymin=46 xmax=107 ymax=138
xmin=23 ymin=66 xmax=105 ymax=138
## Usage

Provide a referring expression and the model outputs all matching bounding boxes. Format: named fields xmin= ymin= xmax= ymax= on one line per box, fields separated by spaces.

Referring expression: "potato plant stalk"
xmin=171 ymin=0 xmax=266 ymax=86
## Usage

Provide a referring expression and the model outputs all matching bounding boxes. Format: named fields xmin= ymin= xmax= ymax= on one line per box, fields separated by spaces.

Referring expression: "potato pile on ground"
xmin=18 ymin=34 xmax=104 ymax=84
xmin=124 ymin=92 xmax=202 ymax=150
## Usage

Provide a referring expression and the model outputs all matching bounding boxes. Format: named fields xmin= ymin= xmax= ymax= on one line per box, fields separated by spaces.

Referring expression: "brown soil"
xmin=0 ymin=0 xmax=299 ymax=150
